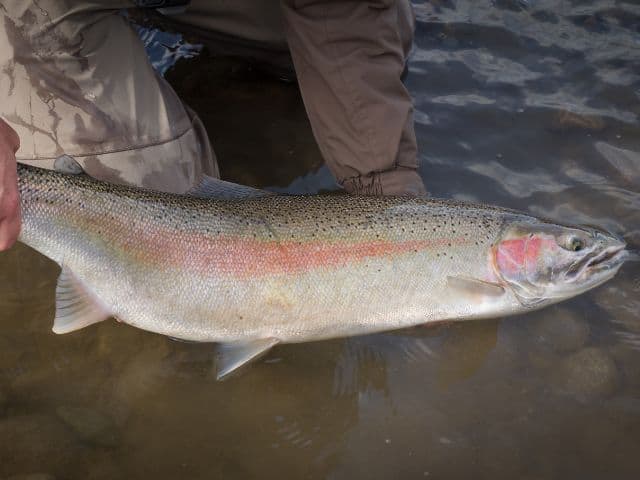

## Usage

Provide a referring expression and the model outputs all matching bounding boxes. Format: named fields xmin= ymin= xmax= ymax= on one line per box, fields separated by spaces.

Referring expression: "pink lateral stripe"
xmin=115 ymin=226 xmax=469 ymax=277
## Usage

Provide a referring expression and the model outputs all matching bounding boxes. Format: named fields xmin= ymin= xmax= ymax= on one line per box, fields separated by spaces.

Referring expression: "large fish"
xmin=16 ymin=162 xmax=628 ymax=378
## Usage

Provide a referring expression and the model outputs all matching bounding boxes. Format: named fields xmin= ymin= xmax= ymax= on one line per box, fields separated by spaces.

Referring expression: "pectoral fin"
xmin=446 ymin=276 xmax=505 ymax=297
xmin=512 ymin=290 xmax=547 ymax=308
xmin=53 ymin=266 xmax=111 ymax=334
xmin=216 ymin=338 xmax=279 ymax=380
xmin=187 ymin=175 xmax=273 ymax=200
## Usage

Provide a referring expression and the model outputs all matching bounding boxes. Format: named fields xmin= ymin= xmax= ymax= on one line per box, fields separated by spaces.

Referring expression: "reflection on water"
xmin=1 ymin=1 xmax=639 ymax=478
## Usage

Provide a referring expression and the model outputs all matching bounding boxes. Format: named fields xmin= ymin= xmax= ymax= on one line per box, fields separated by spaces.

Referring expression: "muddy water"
xmin=1 ymin=1 xmax=640 ymax=479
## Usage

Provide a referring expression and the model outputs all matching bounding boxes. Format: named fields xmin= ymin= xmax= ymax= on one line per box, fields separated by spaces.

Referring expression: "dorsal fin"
xmin=53 ymin=266 xmax=111 ymax=334
xmin=216 ymin=338 xmax=279 ymax=379
xmin=187 ymin=175 xmax=273 ymax=200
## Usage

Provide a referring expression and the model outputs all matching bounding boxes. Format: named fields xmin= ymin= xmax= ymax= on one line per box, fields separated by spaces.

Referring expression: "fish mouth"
xmin=566 ymin=244 xmax=627 ymax=281
xmin=589 ymin=245 xmax=627 ymax=269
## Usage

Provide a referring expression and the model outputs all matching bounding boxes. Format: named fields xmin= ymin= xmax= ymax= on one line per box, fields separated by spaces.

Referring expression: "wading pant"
xmin=0 ymin=0 xmax=425 ymax=195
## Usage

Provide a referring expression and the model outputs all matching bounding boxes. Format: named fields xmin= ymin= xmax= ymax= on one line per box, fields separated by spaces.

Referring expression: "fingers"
xmin=0 ymin=183 xmax=20 ymax=251
xmin=0 ymin=199 xmax=21 ymax=251
xmin=0 ymin=118 xmax=19 ymax=153
xmin=0 ymin=119 xmax=21 ymax=251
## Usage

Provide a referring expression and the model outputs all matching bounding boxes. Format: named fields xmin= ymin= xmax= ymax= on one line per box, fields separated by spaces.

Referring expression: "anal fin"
xmin=216 ymin=338 xmax=279 ymax=380
xmin=53 ymin=266 xmax=111 ymax=334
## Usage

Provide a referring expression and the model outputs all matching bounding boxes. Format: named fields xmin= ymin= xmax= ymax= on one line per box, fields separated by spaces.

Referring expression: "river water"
xmin=1 ymin=1 xmax=639 ymax=478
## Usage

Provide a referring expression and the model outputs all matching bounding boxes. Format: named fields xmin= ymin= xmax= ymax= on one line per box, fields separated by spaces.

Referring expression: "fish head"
xmin=493 ymin=220 xmax=627 ymax=307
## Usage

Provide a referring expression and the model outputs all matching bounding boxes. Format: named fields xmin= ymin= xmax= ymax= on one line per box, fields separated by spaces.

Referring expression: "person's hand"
xmin=0 ymin=118 xmax=20 ymax=251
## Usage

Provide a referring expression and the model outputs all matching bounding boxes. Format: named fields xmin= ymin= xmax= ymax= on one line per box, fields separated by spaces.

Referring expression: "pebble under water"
xmin=1 ymin=1 xmax=639 ymax=478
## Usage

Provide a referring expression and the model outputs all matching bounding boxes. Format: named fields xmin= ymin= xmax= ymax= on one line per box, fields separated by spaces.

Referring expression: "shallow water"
xmin=1 ymin=1 xmax=640 ymax=478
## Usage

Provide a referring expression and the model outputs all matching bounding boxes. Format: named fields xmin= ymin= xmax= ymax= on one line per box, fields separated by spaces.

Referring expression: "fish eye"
xmin=562 ymin=236 xmax=584 ymax=252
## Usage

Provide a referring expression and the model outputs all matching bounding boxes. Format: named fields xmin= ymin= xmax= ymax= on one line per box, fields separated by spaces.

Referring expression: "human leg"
xmin=280 ymin=0 xmax=426 ymax=196
xmin=0 ymin=0 xmax=218 ymax=192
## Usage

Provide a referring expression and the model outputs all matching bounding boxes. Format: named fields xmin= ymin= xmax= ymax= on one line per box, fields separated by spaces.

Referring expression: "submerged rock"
xmin=529 ymin=307 xmax=590 ymax=353
xmin=550 ymin=110 xmax=605 ymax=132
xmin=527 ymin=348 xmax=561 ymax=371
xmin=55 ymin=406 xmax=119 ymax=447
xmin=608 ymin=344 xmax=640 ymax=388
xmin=553 ymin=347 xmax=619 ymax=398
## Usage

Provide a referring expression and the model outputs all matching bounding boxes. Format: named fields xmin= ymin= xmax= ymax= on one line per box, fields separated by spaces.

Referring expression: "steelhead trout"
xmin=17 ymin=162 xmax=628 ymax=377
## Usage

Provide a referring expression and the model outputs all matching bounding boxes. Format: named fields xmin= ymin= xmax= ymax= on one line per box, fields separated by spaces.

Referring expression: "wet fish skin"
xmin=16 ymin=164 xmax=626 ymax=348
